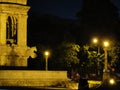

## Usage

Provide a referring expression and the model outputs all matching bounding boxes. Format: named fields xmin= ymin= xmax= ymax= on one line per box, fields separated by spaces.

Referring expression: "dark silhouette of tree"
xmin=78 ymin=45 xmax=89 ymax=76
xmin=53 ymin=41 xmax=80 ymax=70
xmin=109 ymin=41 xmax=120 ymax=73
xmin=76 ymin=0 xmax=120 ymax=41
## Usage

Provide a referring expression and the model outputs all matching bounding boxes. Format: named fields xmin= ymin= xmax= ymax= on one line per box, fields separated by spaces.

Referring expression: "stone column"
xmin=18 ymin=14 xmax=28 ymax=46
xmin=0 ymin=13 xmax=7 ymax=45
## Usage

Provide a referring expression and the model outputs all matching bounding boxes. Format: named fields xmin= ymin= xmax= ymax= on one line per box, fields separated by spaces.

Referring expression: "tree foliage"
xmin=79 ymin=40 xmax=120 ymax=75
xmin=57 ymin=42 xmax=80 ymax=68
xmin=79 ymin=45 xmax=103 ymax=76
xmin=109 ymin=41 xmax=120 ymax=67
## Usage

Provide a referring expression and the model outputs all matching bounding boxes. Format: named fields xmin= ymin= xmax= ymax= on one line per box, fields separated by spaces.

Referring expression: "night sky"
xmin=27 ymin=0 xmax=120 ymax=19
xmin=27 ymin=0 xmax=120 ymax=46
xmin=27 ymin=0 xmax=82 ymax=19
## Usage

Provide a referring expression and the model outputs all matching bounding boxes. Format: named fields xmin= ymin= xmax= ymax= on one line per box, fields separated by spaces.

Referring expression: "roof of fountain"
xmin=0 ymin=0 xmax=27 ymax=5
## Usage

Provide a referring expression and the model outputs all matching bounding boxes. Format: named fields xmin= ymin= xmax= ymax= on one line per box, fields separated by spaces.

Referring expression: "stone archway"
xmin=6 ymin=16 xmax=18 ymax=45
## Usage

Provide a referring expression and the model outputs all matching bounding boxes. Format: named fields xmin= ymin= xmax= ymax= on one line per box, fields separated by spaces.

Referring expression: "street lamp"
xmin=92 ymin=38 xmax=110 ymax=81
xmin=44 ymin=51 xmax=50 ymax=71
xmin=103 ymin=41 xmax=110 ymax=82
xmin=92 ymin=38 xmax=100 ymax=55
xmin=92 ymin=38 xmax=100 ymax=76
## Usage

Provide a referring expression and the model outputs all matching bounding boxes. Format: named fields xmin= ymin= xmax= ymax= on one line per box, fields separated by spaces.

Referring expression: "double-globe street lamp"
xmin=92 ymin=38 xmax=110 ymax=81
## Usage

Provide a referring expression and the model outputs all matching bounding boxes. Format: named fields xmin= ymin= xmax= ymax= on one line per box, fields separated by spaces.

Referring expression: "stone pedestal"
xmin=102 ymin=72 xmax=110 ymax=84
xmin=0 ymin=70 xmax=69 ymax=88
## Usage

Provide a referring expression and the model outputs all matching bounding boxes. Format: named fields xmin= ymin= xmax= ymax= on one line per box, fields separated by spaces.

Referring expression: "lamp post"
xmin=103 ymin=41 xmax=110 ymax=82
xmin=92 ymin=38 xmax=110 ymax=81
xmin=92 ymin=38 xmax=100 ymax=76
xmin=44 ymin=51 xmax=50 ymax=71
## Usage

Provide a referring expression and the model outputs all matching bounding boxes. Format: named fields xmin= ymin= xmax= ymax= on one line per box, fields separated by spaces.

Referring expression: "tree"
xmin=79 ymin=40 xmax=120 ymax=78
xmin=108 ymin=41 xmax=120 ymax=72
xmin=78 ymin=45 xmax=89 ymax=75
xmin=75 ymin=0 xmax=120 ymax=77
xmin=56 ymin=42 xmax=80 ymax=69
xmin=78 ymin=44 xmax=104 ymax=78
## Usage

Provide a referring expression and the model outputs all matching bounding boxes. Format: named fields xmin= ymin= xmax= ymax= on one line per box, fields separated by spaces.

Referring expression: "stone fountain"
xmin=0 ymin=0 xmax=70 ymax=89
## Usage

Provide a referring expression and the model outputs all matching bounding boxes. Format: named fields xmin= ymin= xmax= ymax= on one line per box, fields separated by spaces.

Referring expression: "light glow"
xmin=44 ymin=51 xmax=50 ymax=56
xmin=109 ymin=78 xmax=115 ymax=85
xmin=103 ymin=41 xmax=109 ymax=47
xmin=93 ymin=38 xmax=98 ymax=44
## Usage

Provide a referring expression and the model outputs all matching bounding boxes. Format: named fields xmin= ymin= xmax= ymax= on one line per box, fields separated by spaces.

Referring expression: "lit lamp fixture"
xmin=93 ymin=38 xmax=98 ymax=44
xmin=103 ymin=41 xmax=109 ymax=47
xmin=44 ymin=51 xmax=50 ymax=71
xmin=92 ymin=38 xmax=100 ymax=54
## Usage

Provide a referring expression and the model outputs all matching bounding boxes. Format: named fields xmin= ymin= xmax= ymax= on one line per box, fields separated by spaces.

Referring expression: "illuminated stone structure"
xmin=0 ymin=70 xmax=69 ymax=88
xmin=0 ymin=0 xmax=36 ymax=66
xmin=0 ymin=0 xmax=70 ymax=89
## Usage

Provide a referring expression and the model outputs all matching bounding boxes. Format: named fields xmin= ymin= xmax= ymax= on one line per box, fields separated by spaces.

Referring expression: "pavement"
xmin=90 ymin=82 xmax=120 ymax=90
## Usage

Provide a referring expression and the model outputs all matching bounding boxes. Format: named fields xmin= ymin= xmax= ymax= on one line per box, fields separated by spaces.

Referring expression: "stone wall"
xmin=0 ymin=70 xmax=69 ymax=88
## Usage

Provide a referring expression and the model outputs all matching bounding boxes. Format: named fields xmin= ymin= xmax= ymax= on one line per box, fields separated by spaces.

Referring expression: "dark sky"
xmin=27 ymin=0 xmax=120 ymax=19
xmin=27 ymin=0 xmax=83 ymax=19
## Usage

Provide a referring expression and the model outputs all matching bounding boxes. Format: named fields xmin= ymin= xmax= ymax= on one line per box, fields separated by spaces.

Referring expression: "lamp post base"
xmin=102 ymin=72 xmax=110 ymax=84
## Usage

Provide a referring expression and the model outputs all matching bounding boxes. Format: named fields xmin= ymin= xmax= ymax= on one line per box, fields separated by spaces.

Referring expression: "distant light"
xmin=109 ymin=78 xmax=115 ymax=85
xmin=93 ymin=38 xmax=98 ymax=44
xmin=103 ymin=41 xmax=109 ymax=47
xmin=44 ymin=51 xmax=49 ymax=56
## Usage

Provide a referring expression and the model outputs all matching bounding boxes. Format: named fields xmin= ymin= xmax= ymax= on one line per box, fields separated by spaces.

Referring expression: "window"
xmin=6 ymin=16 xmax=18 ymax=45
